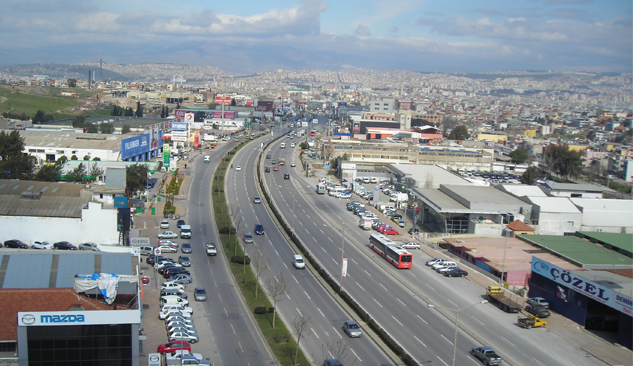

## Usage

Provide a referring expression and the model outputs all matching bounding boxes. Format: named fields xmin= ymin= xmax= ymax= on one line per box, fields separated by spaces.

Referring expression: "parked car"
xmin=527 ymin=297 xmax=550 ymax=308
xmin=194 ymin=287 xmax=207 ymax=302
xmin=78 ymin=242 xmax=99 ymax=251
xmin=164 ymin=267 xmax=191 ymax=278
xmin=160 ymin=220 xmax=170 ymax=229
xmin=158 ymin=231 xmax=178 ymax=239
xmin=442 ymin=268 xmax=468 ymax=277
xmin=243 ymin=233 xmax=254 ymax=243
xmin=4 ymin=239 xmax=28 ymax=249
xmin=31 ymin=240 xmax=53 ymax=250
xmin=168 ymin=331 xmax=199 ymax=344
xmin=408 ymin=227 xmax=420 ymax=235
xmin=398 ymin=220 xmax=405 ymax=227
xmin=177 ymin=219 xmax=186 ymax=228
xmin=400 ymin=242 xmax=420 ymax=250
xmin=342 ymin=320 xmax=362 ymax=338
xmin=178 ymin=255 xmax=191 ymax=267
xmin=383 ymin=227 xmax=399 ymax=235
xmin=54 ymin=241 xmax=77 ymax=250
xmin=169 ymin=273 xmax=192 ymax=284
xmin=160 ymin=288 xmax=188 ymax=299
xmin=525 ymin=304 xmax=551 ymax=318
xmin=158 ymin=244 xmax=178 ymax=253
xmin=157 ymin=340 xmax=191 ymax=355
xmin=426 ymin=258 xmax=445 ymax=266
xmin=161 ymin=282 xmax=185 ymax=291
xmin=181 ymin=243 xmax=192 ymax=253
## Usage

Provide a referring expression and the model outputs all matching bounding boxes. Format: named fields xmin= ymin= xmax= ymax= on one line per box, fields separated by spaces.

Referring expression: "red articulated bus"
xmin=369 ymin=233 xmax=412 ymax=269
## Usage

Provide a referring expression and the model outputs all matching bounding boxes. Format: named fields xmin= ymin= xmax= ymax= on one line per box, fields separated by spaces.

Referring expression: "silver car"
xmin=194 ymin=287 xmax=207 ymax=302
xmin=178 ymin=255 xmax=191 ymax=267
xmin=169 ymin=273 xmax=192 ymax=284
xmin=243 ymin=233 xmax=254 ymax=243
xmin=343 ymin=320 xmax=362 ymax=338
xmin=78 ymin=242 xmax=99 ymax=251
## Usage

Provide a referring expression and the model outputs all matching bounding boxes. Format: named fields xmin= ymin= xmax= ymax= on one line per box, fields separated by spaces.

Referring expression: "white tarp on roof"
xmin=74 ymin=273 xmax=138 ymax=305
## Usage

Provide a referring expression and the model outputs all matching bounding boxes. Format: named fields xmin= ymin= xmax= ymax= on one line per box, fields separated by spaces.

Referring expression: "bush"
xmin=268 ymin=307 xmax=275 ymax=313
xmin=230 ymin=255 xmax=250 ymax=265
xmin=219 ymin=226 xmax=236 ymax=234
xmin=273 ymin=333 xmax=282 ymax=343
xmin=254 ymin=306 xmax=267 ymax=315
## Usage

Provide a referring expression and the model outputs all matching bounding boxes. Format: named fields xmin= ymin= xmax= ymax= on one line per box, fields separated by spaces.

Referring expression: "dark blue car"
xmin=254 ymin=224 xmax=265 ymax=235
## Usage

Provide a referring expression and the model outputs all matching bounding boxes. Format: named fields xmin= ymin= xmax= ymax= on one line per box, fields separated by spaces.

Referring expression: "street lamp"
xmin=427 ymin=300 xmax=488 ymax=366
xmin=340 ymin=221 xmax=346 ymax=293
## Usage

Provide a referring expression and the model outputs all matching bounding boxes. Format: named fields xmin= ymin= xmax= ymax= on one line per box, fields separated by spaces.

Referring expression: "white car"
xmin=157 ymin=244 xmax=177 ymax=253
xmin=236 ymin=166 xmax=242 ymax=171
xmin=31 ymin=240 xmax=53 ymax=250
xmin=159 ymin=310 xmax=192 ymax=320
xmin=161 ymin=282 xmax=185 ymax=291
xmin=290 ymin=143 xmax=296 ymax=148
xmin=160 ymin=220 xmax=170 ymax=229
xmin=400 ymin=242 xmax=421 ymax=250
xmin=291 ymin=162 xmax=296 ymax=167
xmin=158 ymin=231 xmax=178 ymax=239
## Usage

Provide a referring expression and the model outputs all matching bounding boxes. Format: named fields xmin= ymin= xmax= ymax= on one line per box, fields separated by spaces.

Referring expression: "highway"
xmin=179 ymin=139 xmax=277 ymax=366
xmin=256 ymin=115 xmax=605 ymax=366
xmin=225 ymin=117 xmax=397 ymax=366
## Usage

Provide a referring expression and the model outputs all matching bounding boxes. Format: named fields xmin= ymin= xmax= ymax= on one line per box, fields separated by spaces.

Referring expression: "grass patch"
xmin=212 ymin=140 xmax=309 ymax=366
xmin=0 ymin=85 xmax=79 ymax=116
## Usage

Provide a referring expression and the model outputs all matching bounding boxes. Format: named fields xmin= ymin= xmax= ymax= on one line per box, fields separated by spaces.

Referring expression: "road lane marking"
xmin=310 ymin=327 xmax=320 ymax=339
xmin=231 ymin=324 xmax=236 ymax=334
xmin=391 ymin=316 xmax=403 ymax=327
xmin=397 ymin=298 xmax=407 ymax=307
xmin=446 ymin=298 xmax=457 ymax=307
xmin=317 ymin=308 xmax=325 ymax=318
xmin=351 ymin=258 xmax=358 ymax=265
xmin=238 ymin=341 xmax=243 ymax=353
xmin=373 ymin=298 xmax=383 ymax=308
xmin=416 ymin=314 xmax=428 ymax=324
xmin=441 ymin=334 xmax=453 ymax=345
xmin=364 ymin=270 xmax=372 ymax=277
xmin=414 ymin=335 xmax=427 ymax=347
xmin=350 ymin=348 xmax=362 ymax=362
xmin=472 ymin=317 xmax=485 ymax=326
xmin=224 ymin=308 xmax=228 ymax=317
xmin=500 ymin=337 xmax=517 ymax=348
xmin=356 ymin=282 xmax=365 ymax=291
xmin=532 ymin=358 xmax=546 ymax=366
xmin=296 ymin=308 xmax=302 ymax=316
xmin=285 ymin=292 xmax=291 ymax=300
xmin=437 ymin=356 xmax=448 ymax=366
xmin=379 ymin=283 xmax=388 ymax=291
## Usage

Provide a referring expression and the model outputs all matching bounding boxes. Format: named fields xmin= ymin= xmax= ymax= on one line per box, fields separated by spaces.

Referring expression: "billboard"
xmin=532 ymin=257 xmax=633 ymax=315
xmin=214 ymin=111 xmax=235 ymax=119
xmin=215 ymin=96 xmax=231 ymax=104
xmin=163 ymin=144 xmax=170 ymax=167
xmin=171 ymin=122 xmax=188 ymax=131
xmin=246 ymin=101 xmax=254 ymax=105
xmin=121 ymin=134 xmax=149 ymax=160
xmin=184 ymin=112 xmax=194 ymax=123
xmin=149 ymin=124 xmax=160 ymax=150
xmin=171 ymin=136 xmax=187 ymax=142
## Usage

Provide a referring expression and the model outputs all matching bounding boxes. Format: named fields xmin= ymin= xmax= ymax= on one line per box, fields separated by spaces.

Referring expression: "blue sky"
xmin=1 ymin=0 xmax=631 ymax=74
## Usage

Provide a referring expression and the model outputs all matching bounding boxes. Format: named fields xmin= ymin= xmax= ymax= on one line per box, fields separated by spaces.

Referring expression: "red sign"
xmin=246 ymin=101 xmax=254 ymax=105
xmin=215 ymin=96 xmax=231 ymax=104
xmin=141 ymin=276 xmax=150 ymax=285
xmin=174 ymin=109 xmax=187 ymax=118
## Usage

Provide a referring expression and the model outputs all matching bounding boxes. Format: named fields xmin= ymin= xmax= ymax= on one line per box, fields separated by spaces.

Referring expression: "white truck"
xmin=359 ymin=218 xmax=373 ymax=230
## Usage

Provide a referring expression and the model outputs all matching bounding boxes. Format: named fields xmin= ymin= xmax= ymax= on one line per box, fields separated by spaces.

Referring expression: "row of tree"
xmin=111 ymin=101 xmax=143 ymax=117
xmin=2 ymin=110 xmax=54 ymax=123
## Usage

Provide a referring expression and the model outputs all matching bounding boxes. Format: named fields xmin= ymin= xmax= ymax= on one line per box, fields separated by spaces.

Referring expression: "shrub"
xmin=254 ymin=306 xmax=267 ymax=315
xmin=273 ymin=334 xmax=282 ymax=343
xmin=219 ymin=226 xmax=236 ymax=234
xmin=230 ymin=255 xmax=250 ymax=265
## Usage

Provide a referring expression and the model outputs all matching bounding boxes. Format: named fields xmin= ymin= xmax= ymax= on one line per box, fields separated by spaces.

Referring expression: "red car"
xmin=273 ymin=166 xmax=279 ymax=171
xmin=383 ymin=227 xmax=399 ymax=235
xmin=377 ymin=225 xmax=388 ymax=233
xmin=157 ymin=340 xmax=191 ymax=354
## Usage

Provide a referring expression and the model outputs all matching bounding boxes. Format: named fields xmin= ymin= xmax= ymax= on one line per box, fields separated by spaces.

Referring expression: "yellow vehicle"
xmin=518 ymin=315 xmax=547 ymax=329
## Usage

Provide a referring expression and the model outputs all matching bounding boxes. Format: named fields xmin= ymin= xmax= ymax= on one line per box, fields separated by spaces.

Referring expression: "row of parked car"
xmin=426 ymin=257 xmax=469 ymax=277
xmin=1 ymin=239 xmax=98 ymax=251
xmin=148 ymin=255 xmax=194 ymax=284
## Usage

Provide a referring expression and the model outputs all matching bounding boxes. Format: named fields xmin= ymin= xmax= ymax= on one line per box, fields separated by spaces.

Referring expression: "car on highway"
xmin=205 ymin=243 xmax=217 ymax=256
xmin=194 ymin=287 xmax=207 ymax=302
xmin=265 ymin=167 xmax=270 ymax=173
xmin=527 ymin=297 xmax=550 ymax=308
xmin=177 ymin=219 xmax=186 ymax=228
xmin=54 ymin=241 xmax=77 ymax=250
xmin=157 ymin=340 xmax=191 ymax=355
xmin=178 ymin=255 xmax=191 ymax=267
xmin=160 ymin=220 xmax=170 ymax=229
xmin=181 ymin=243 xmax=192 ymax=253
xmin=283 ymin=173 xmax=290 ymax=180
xmin=253 ymin=196 xmax=261 ymax=204
xmin=266 ymin=155 xmax=271 ymax=159
xmin=442 ymin=268 xmax=468 ymax=277
xmin=290 ymin=143 xmax=295 ymax=148
xmin=525 ymin=304 xmax=551 ymax=318
xmin=203 ymin=155 xmax=210 ymax=163
xmin=31 ymin=240 xmax=53 ymax=250
xmin=272 ymin=160 xmax=276 ymax=164
xmin=323 ymin=360 xmax=343 ymax=366
xmin=236 ymin=166 xmax=241 ymax=171
xmin=342 ymin=320 xmax=362 ymax=338
xmin=383 ymin=228 xmax=399 ymax=235
xmin=292 ymin=255 xmax=305 ymax=269
xmin=291 ymin=162 xmax=296 ymax=167
xmin=158 ymin=231 xmax=178 ymax=239
xmin=243 ymin=233 xmax=254 ymax=243
xmin=78 ymin=242 xmax=99 ymax=251
xmin=273 ymin=166 xmax=279 ymax=171
xmin=400 ymin=242 xmax=420 ymax=250
xmin=254 ymin=224 xmax=265 ymax=235
xmin=4 ymin=239 xmax=28 ymax=249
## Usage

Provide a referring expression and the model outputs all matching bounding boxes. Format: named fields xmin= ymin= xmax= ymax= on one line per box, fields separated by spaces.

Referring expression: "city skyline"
xmin=1 ymin=0 xmax=631 ymax=75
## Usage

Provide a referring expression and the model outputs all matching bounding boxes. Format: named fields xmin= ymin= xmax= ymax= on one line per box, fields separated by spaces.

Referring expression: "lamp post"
xmin=292 ymin=191 xmax=296 ymax=237
xmin=340 ymin=221 xmax=346 ymax=293
xmin=427 ymin=300 xmax=488 ymax=366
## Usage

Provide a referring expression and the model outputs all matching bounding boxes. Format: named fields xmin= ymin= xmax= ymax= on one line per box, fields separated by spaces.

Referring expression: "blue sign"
xmin=172 ymin=122 xmax=188 ymax=131
xmin=121 ymin=134 xmax=150 ymax=160
xmin=114 ymin=196 xmax=128 ymax=208
xmin=40 ymin=314 xmax=85 ymax=323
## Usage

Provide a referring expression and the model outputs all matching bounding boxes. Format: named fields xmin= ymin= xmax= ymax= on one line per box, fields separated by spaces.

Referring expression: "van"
xmin=139 ymin=246 xmax=154 ymax=256
xmin=292 ymin=255 xmax=305 ymax=269
xmin=180 ymin=225 xmax=191 ymax=239
xmin=161 ymin=296 xmax=190 ymax=307
xmin=359 ymin=218 xmax=373 ymax=230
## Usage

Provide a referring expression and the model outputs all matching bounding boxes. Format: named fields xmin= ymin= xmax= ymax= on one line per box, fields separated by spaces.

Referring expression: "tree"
xmin=509 ymin=149 xmax=528 ymax=164
xmin=448 ymin=125 xmax=468 ymax=140
xmin=317 ymin=339 xmax=357 ymax=366
xmin=67 ymin=78 xmax=77 ymax=88
xmin=83 ymin=155 xmax=90 ymax=161
xmin=88 ymin=162 xmax=104 ymax=182
xmin=250 ymin=243 xmax=271 ymax=299
xmin=70 ymin=155 xmax=78 ymax=160
xmin=135 ymin=101 xmax=143 ymax=117
xmin=72 ymin=115 xmax=85 ymax=128
xmin=160 ymin=106 xmax=166 ymax=118
xmin=299 ymin=142 xmax=309 ymax=150
xmin=57 ymin=155 xmax=68 ymax=164
xmin=100 ymin=122 xmax=114 ymax=134
xmin=0 ymin=130 xmax=33 ymax=180
xmin=67 ymin=162 xmax=87 ymax=183
xmin=441 ymin=116 xmax=458 ymax=131
xmin=33 ymin=110 xmax=46 ymax=123
xmin=92 ymin=157 xmax=101 ymax=161
xmin=291 ymin=314 xmax=312 ymax=365
xmin=34 ymin=162 xmax=63 ymax=182
xmin=265 ymin=272 xmax=290 ymax=329
xmin=125 ymin=163 xmax=149 ymax=199
xmin=521 ymin=166 xmax=539 ymax=185
xmin=545 ymin=144 xmax=583 ymax=179
xmin=84 ymin=123 xmax=98 ymax=133
xmin=121 ymin=124 xmax=131 ymax=134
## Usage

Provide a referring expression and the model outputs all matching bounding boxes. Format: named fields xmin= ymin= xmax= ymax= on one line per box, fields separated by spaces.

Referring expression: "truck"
xmin=486 ymin=286 xmax=521 ymax=313
xmin=471 ymin=346 xmax=502 ymax=365
xmin=165 ymin=350 xmax=211 ymax=365
xmin=278 ymin=158 xmax=285 ymax=166
xmin=359 ymin=218 xmax=373 ymax=230
xmin=518 ymin=315 xmax=547 ymax=329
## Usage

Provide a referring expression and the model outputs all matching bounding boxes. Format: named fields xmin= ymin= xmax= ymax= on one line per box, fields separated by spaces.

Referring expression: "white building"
xmin=525 ymin=197 xmax=583 ymax=235
xmin=570 ymin=198 xmax=633 ymax=233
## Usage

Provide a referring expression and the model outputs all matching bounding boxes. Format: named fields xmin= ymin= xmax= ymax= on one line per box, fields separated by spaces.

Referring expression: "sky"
xmin=1 ymin=0 xmax=631 ymax=74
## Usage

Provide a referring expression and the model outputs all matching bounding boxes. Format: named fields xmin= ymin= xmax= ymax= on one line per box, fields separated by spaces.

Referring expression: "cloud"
xmin=355 ymin=24 xmax=371 ymax=36
xmin=388 ymin=26 xmax=399 ymax=37
xmin=9 ymin=0 xmax=97 ymax=13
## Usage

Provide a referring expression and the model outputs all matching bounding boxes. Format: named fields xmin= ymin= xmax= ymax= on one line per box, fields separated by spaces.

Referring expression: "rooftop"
xmin=576 ymin=232 xmax=633 ymax=256
xmin=387 ymin=164 xmax=471 ymax=189
xmin=496 ymin=184 xmax=547 ymax=198
xmin=527 ymin=196 xmax=582 ymax=214
xmin=518 ymin=235 xmax=633 ymax=268
xmin=0 ymin=179 xmax=88 ymax=218
xmin=19 ymin=129 xmax=123 ymax=150
xmin=541 ymin=182 xmax=607 ymax=193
